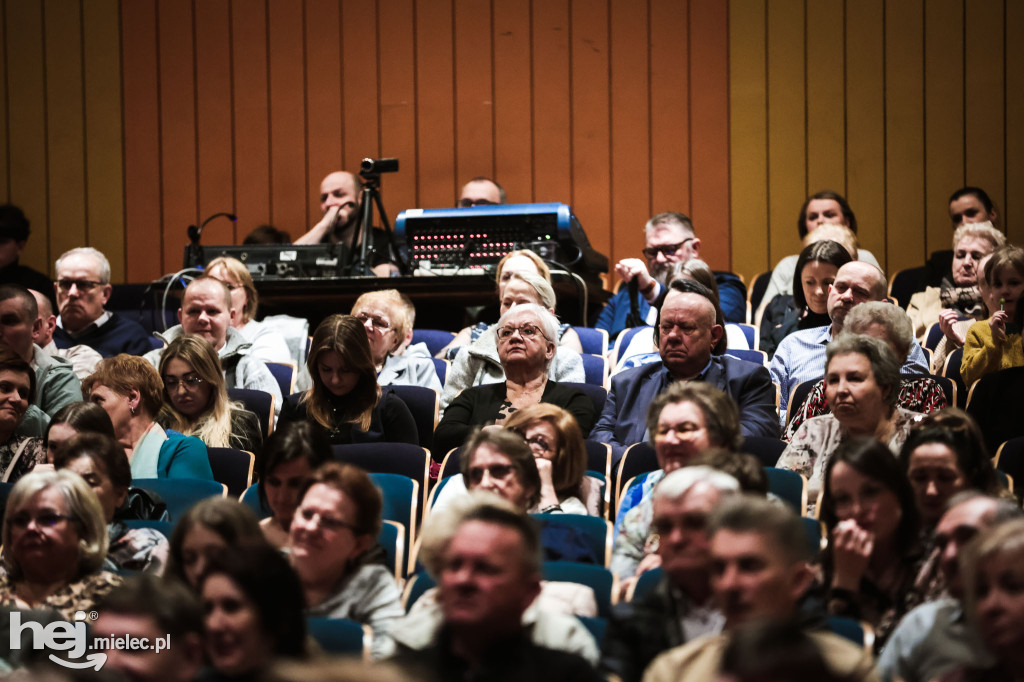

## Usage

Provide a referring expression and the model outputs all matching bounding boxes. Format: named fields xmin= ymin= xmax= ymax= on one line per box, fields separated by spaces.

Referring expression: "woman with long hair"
xmin=256 ymin=421 xmax=332 ymax=548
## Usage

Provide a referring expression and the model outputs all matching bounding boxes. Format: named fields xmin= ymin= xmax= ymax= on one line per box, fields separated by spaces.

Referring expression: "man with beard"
xmin=295 ymin=170 xmax=398 ymax=276
xmin=596 ymin=212 xmax=745 ymax=342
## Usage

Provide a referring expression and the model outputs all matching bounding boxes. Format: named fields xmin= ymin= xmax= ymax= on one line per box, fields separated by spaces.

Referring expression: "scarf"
xmin=939 ymin=277 xmax=986 ymax=318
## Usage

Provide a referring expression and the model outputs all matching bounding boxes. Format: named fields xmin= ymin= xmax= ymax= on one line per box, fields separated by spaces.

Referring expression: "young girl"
xmin=961 ymin=245 xmax=1024 ymax=386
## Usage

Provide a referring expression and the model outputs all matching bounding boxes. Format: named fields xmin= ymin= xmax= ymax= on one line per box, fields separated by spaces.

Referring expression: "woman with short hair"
xmin=0 ymin=348 xmax=45 ymax=482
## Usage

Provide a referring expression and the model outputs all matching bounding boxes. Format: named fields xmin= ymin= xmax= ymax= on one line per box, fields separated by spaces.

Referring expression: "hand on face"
xmin=830 ymin=518 xmax=874 ymax=590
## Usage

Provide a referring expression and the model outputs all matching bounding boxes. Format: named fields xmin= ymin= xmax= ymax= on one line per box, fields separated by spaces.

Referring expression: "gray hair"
xmin=496 ymin=303 xmax=560 ymax=347
xmin=653 ymin=465 xmax=741 ymax=502
xmin=843 ymin=301 xmax=914 ymax=363
xmin=953 ymin=221 xmax=1005 ymax=252
xmin=826 ymin=334 xmax=901 ymax=410
xmin=55 ymin=247 xmax=111 ymax=284
xmin=504 ymin=271 xmax=557 ymax=310
xmin=709 ymin=494 xmax=810 ymax=563
xmin=645 ymin=211 xmax=695 ymax=237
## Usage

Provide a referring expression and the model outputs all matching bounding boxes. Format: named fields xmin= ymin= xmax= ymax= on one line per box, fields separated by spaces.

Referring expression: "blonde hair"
xmin=504 ymin=404 xmax=587 ymax=501
xmin=352 ymin=289 xmax=415 ymax=345
xmin=803 ymin=223 xmax=859 ymax=261
xmin=158 ymin=334 xmax=236 ymax=447
xmin=206 ymin=256 xmax=259 ymax=324
xmin=495 ymin=250 xmax=550 ymax=291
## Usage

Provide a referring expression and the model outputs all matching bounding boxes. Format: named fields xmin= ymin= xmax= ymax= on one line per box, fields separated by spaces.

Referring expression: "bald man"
xmin=457 ymin=177 xmax=505 ymax=207
xmin=295 ymin=171 xmax=398 ymax=276
xmin=29 ymin=288 xmax=101 ymax=380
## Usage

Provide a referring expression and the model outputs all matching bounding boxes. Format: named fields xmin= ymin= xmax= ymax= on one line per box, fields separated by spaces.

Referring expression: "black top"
xmin=52 ymin=312 xmax=153 ymax=358
xmin=433 ymin=380 xmax=597 ymax=459
xmin=0 ymin=260 xmax=55 ymax=309
xmin=278 ymin=387 xmax=418 ymax=446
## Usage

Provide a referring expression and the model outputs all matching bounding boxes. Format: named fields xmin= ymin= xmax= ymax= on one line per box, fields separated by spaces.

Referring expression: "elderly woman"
xmin=961 ymin=245 xmax=1024 ymax=386
xmin=205 ymin=255 xmax=293 ymax=364
xmin=351 ymin=289 xmax=441 ymax=391
xmin=256 ymin=421 xmax=332 ymax=548
xmin=157 ymin=334 xmax=263 ymax=452
xmin=83 ymin=355 xmax=213 ymax=480
xmin=786 ymin=302 xmax=948 ymax=438
xmin=53 ymin=432 xmax=169 ymax=573
xmin=779 ymin=334 xmax=921 ymax=507
xmin=440 ymin=271 xmax=584 ymax=412
xmin=611 ymin=381 xmax=743 ymax=579
xmin=279 ymin=314 xmax=418 ymax=446
xmin=0 ymin=470 xmax=122 ymax=618
xmin=0 ymin=348 xmax=45 ymax=481
xmin=166 ymin=497 xmax=265 ymax=589
xmin=289 ymin=462 xmax=404 ymax=660
xmin=434 ymin=303 xmax=595 ymax=457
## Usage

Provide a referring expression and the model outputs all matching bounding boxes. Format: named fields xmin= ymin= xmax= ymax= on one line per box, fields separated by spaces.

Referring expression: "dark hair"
xmin=461 ymin=428 xmax=542 ymax=510
xmin=645 ymin=381 xmax=743 ymax=453
xmin=300 ymin=462 xmax=383 ymax=539
xmin=949 ymin=186 xmax=994 ymax=213
xmin=899 ymin=408 xmax=1002 ymax=497
xmin=243 ymin=225 xmax=291 ymax=245
xmin=166 ymin=498 xmax=265 ymax=585
xmin=53 ymin=432 xmax=133 ymax=491
xmin=822 ymin=438 xmax=920 ymax=549
xmin=97 ymin=573 xmax=203 ymax=639
xmin=654 ymin=278 xmax=727 ymax=355
xmin=791 ymin=240 xmax=854 ymax=311
xmin=692 ymin=448 xmax=769 ymax=495
xmin=199 ymin=543 xmax=307 ymax=661
xmin=0 ymin=283 xmax=37 ymax=321
xmin=710 ymin=494 xmax=810 ymax=564
xmin=797 ymin=190 xmax=858 ymax=239
xmin=303 ymin=315 xmax=380 ymax=432
xmin=0 ymin=347 xmax=36 ymax=405
xmin=257 ymin=421 xmax=333 ymax=511
xmin=0 ymin=205 xmax=30 ymax=242
xmin=44 ymin=402 xmax=116 ymax=452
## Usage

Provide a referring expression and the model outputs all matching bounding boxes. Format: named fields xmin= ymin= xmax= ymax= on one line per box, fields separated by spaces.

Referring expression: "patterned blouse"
xmin=0 ymin=435 xmax=45 ymax=483
xmin=0 ymin=571 xmax=123 ymax=620
xmin=786 ymin=377 xmax=947 ymax=441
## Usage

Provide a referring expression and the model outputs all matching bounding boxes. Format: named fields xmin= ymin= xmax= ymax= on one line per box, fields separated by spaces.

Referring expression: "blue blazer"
xmin=590 ymin=356 xmax=780 ymax=461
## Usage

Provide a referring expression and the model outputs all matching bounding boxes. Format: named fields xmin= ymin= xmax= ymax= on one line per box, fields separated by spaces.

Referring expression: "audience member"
xmin=603 ymin=466 xmax=739 ymax=681
xmin=780 ymin=334 xmax=919 ymax=505
xmin=83 ymin=355 xmax=213 ymax=480
xmin=157 ymin=334 xmax=263 ymax=452
xmin=352 ymin=289 xmax=441 ymax=391
xmin=28 ymin=288 xmax=101 ymax=380
xmin=593 ymin=279 xmax=778 ymax=460
xmin=0 ymin=470 xmax=122 ymax=619
xmin=289 ymin=462 xmax=404 ymax=659
xmin=458 ymin=177 xmax=506 ymax=207
xmin=948 ymin=186 xmax=999 ymax=228
xmin=643 ymin=495 xmax=876 ymax=681
xmin=143 ymin=276 xmax=283 ymax=408
xmin=718 ymin=618 xmax=867 ymax=682
xmin=771 ymin=260 xmax=929 ymax=422
xmin=960 ymin=245 xmax=1024 ymax=386
xmin=53 ymin=433 xmax=169 ymax=573
xmin=0 ymin=205 xmax=54 ymax=309
xmin=879 ymin=492 xmax=1021 ymax=682
xmin=51 ymin=247 xmax=152 ymax=357
xmin=819 ymin=439 xmax=926 ymax=651
xmin=0 ymin=349 xmax=45 ymax=481
xmin=931 ymin=252 xmax=996 ymax=374
xmin=199 ymin=543 xmax=308 ymax=676
xmin=165 ymin=497 xmax=265 ymax=589
xmin=205 ymin=255 xmax=294 ymax=364
xmin=390 ymin=498 xmax=602 ymax=680
xmin=786 ymin=302 xmax=947 ymax=438
xmin=435 ymin=304 xmax=594 ymax=456
xmin=598 ymin=211 xmax=745 ymax=339
xmin=612 ymin=382 xmax=743 ymax=579
xmin=243 ymin=224 xmax=291 ymax=244
xmin=256 ymin=421 xmax=332 ymax=548
xmin=43 ymin=400 xmax=115 ymax=464
xmin=0 ymin=284 xmax=82 ymax=416
xmin=94 ymin=574 xmax=205 ymax=682
xmin=279 ymin=314 xmax=418 ymax=445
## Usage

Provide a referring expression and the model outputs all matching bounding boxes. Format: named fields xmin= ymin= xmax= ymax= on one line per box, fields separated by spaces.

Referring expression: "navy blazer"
xmin=590 ymin=356 xmax=780 ymax=461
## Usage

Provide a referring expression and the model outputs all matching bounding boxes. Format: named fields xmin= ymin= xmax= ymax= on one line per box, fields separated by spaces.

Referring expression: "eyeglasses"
xmin=297 ymin=507 xmax=359 ymax=533
xmin=56 ymin=279 xmax=104 ymax=293
xmin=355 ymin=312 xmax=392 ymax=331
xmin=8 ymin=511 xmax=73 ymax=529
xmin=458 ymin=198 xmax=499 ymax=208
xmin=468 ymin=464 xmax=515 ymax=485
xmin=496 ymin=323 xmax=547 ymax=341
xmin=163 ymin=374 xmax=205 ymax=390
xmin=507 ymin=427 xmax=554 ymax=455
xmin=642 ymin=239 xmax=694 ymax=260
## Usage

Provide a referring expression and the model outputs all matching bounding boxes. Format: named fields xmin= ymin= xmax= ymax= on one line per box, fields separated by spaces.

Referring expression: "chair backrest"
xmin=532 ymin=513 xmax=614 ymax=568
xmin=562 ymin=382 xmax=608 ymax=417
xmin=764 ymin=468 xmax=808 ymax=513
xmin=748 ymin=271 xmax=772 ymax=317
xmin=613 ymin=326 xmax=650 ymax=366
xmin=827 ymin=616 xmax=874 ymax=651
xmin=331 ymin=443 xmax=432 ymax=510
xmin=370 ymin=473 xmax=420 ymax=555
xmin=614 ymin=442 xmax=658 ymax=505
xmin=580 ymin=353 xmax=608 ymax=387
xmin=924 ymin=322 xmax=945 ymax=351
xmin=575 ymin=327 xmax=610 ymax=355
xmin=942 ymin=347 xmax=967 ymax=408
xmin=888 ymin=266 xmax=929 ymax=311
xmin=239 ymin=483 xmax=272 ymax=519
xmin=412 ymin=329 xmax=456 ymax=356
xmin=542 ymin=560 xmax=617 ymax=617
xmin=133 ymin=478 xmax=228 ymax=523
xmin=724 ymin=348 xmax=768 ymax=367
xmin=265 ymin=361 xmax=296 ymax=396
xmin=402 ymin=571 xmax=437 ymax=612
xmin=739 ymin=436 xmax=787 ymax=468
xmin=378 ymin=520 xmax=406 ymax=583
xmin=994 ymin=438 xmax=1024 ymax=481
xmin=305 ymin=618 xmax=371 ymax=659
xmin=802 ymin=517 xmax=826 ymax=558
xmin=388 ymin=385 xmax=439 ymax=450
xmin=431 ymin=357 xmax=448 ymax=386
xmin=733 ymin=323 xmax=758 ymax=350
xmin=206 ymin=448 xmax=255 ymax=498
xmin=584 ymin=440 xmax=612 ymax=483
xmin=786 ymin=378 xmax=821 ymax=429
xmin=627 ymin=566 xmax=663 ymax=602
xmin=577 ymin=616 xmax=608 ymax=648
xmin=226 ymin=388 xmax=275 ymax=437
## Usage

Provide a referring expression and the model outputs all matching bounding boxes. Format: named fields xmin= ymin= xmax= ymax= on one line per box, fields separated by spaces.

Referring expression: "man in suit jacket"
xmin=591 ymin=280 xmax=779 ymax=461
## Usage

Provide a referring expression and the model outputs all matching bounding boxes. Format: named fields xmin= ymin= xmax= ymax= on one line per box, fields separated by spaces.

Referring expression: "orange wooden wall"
xmin=1 ymin=0 xmax=1020 ymax=289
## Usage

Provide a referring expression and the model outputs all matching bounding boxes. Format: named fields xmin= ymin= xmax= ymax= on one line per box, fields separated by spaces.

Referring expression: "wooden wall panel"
xmin=341 ymin=0 xmax=381 ymax=173
xmin=532 ymin=0 xmax=572 ymax=205
xmin=649 ymin=0 xmax=690 ymax=213
xmin=377 ymin=0 xmax=418 ymax=218
xmin=964 ymin=0 xmax=1005 ymax=221
xmin=452 ymin=0 xmax=493 ymax=189
xmin=267 ymin=0 xmax=307 ymax=236
xmin=493 ymin=0 xmax=532 ymax=206
xmin=413 ymin=0 xmax=455 ymax=208
xmin=304 ymin=0 xmax=344 ymax=223
xmin=0 ymin=1 xmax=7 ymax=203
xmin=1007 ymin=1 xmax=1024 ymax=246
xmin=805 ymin=0 xmax=846 ymax=194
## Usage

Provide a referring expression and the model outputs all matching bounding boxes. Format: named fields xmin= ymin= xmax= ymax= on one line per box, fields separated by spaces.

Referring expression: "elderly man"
xmin=771 ymin=260 xmax=929 ymax=421
xmin=643 ymin=496 xmax=877 ymax=682
xmin=458 ymin=177 xmax=506 ymax=207
xmin=391 ymin=499 xmax=602 ymax=680
xmin=0 ymin=284 xmax=81 ymax=416
xmin=28 ymin=289 xmax=101 ymax=381
xmin=603 ymin=466 xmax=739 ymax=682
xmin=0 ymin=205 xmax=54 ymax=310
xmin=142 ymin=277 xmax=282 ymax=407
xmin=879 ymin=492 xmax=1022 ymax=682
xmin=591 ymin=279 xmax=779 ymax=459
xmin=596 ymin=212 xmax=746 ymax=340
xmin=294 ymin=170 xmax=397 ymax=276
xmin=51 ymin=247 xmax=152 ymax=357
